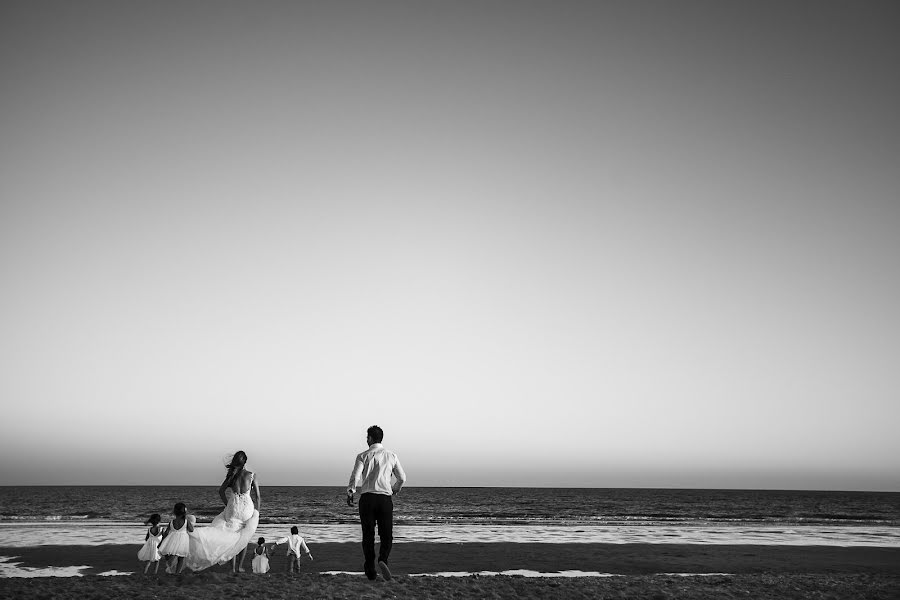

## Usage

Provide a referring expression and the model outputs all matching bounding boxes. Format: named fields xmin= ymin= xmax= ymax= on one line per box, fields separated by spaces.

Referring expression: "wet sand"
xmin=1 ymin=542 xmax=898 ymax=599
xmin=3 ymin=542 xmax=900 ymax=576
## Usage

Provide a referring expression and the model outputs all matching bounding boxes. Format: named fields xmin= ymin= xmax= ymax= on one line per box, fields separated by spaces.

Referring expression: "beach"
xmin=2 ymin=542 xmax=899 ymax=598
xmin=1 ymin=572 xmax=899 ymax=600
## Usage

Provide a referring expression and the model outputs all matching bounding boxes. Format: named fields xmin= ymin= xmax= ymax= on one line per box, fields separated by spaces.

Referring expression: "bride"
xmin=186 ymin=450 xmax=260 ymax=572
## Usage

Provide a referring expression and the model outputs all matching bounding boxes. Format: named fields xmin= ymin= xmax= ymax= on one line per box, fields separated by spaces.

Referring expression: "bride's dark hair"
xmin=223 ymin=450 xmax=248 ymax=489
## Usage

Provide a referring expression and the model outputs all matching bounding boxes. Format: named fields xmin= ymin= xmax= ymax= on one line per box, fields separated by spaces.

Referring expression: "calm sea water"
xmin=1 ymin=487 xmax=898 ymax=547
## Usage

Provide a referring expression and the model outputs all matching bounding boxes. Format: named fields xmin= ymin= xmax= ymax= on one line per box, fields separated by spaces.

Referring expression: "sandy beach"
xmin=2 ymin=542 xmax=898 ymax=598
xmin=4 ymin=542 xmax=900 ymax=576
xmin=1 ymin=572 xmax=899 ymax=600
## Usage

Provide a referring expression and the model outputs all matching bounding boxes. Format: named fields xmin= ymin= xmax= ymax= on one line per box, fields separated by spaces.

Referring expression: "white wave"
xmin=413 ymin=570 xmax=621 ymax=578
xmin=0 ymin=556 xmax=90 ymax=578
xmin=1 ymin=522 xmax=899 ymax=548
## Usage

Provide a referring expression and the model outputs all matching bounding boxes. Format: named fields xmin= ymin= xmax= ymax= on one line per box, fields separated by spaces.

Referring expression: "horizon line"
xmin=2 ymin=484 xmax=898 ymax=493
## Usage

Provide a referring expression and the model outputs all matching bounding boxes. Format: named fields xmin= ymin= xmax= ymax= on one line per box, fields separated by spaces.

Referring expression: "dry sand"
xmin=1 ymin=572 xmax=899 ymax=600
xmin=1 ymin=543 xmax=898 ymax=599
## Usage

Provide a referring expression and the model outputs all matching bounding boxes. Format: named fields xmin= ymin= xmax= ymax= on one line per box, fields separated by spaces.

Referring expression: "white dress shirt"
xmin=275 ymin=533 xmax=310 ymax=557
xmin=348 ymin=443 xmax=407 ymax=496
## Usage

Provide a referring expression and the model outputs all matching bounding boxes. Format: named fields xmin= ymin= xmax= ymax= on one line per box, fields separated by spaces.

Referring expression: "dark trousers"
xmin=358 ymin=492 xmax=393 ymax=572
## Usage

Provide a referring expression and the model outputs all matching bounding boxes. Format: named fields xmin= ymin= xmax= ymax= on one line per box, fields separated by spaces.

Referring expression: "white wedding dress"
xmin=186 ymin=473 xmax=260 ymax=571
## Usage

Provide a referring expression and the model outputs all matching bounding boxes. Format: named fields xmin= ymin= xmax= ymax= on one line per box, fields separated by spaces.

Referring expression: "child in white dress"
xmin=157 ymin=502 xmax=195 ymax=574
xmin=137 ymin=513 xmax=163 ymax=574
xmin=250 ymin=537 xmax=275 ymax=573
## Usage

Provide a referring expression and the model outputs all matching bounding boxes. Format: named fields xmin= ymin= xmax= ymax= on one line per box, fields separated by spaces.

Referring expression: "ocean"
xmin=1 ymin=487 xmax=898 ymax=548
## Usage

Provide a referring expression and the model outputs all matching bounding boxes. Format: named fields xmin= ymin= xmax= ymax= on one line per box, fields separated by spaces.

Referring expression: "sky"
xmin=1 ymin=1 xmax=898 ymax=491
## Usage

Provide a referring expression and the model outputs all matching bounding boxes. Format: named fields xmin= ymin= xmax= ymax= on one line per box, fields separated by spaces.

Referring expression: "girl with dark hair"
xmin=186 ymin=450 xmax=261 ymax=573
xmin=251 ymin=536 xmax=275 ymax=574
xmin=137 ymin=513 xmax=163 ymax=574
xmin=157 ymin=502 xmax=194 ymax=573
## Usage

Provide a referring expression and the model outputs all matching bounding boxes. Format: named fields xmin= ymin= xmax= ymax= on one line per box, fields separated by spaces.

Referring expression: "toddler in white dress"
xmin=157 ymin=502 xmax=195 ymax=574
xmin=250 ymin=537 xmax=275 ymax=573
xmin=137 ymin=513 xmax=163 ymax=574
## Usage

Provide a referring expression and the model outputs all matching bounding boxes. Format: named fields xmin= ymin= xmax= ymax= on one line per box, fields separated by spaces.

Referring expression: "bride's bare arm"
xmin=219 ymin=476 xmax=230 ymax=505
xmin=252 ymin=478 xmax=261 ymax=511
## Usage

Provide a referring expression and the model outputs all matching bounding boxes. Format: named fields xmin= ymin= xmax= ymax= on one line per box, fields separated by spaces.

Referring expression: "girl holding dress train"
xmin=137 ymin=513 xmax=163 ymax=574
xmin=157 ymin=502 xmax=194 ymax=574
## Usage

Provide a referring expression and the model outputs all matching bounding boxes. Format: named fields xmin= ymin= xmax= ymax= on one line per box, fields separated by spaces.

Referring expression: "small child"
xmin=157 ymin=502 xmax=194 ymax=574
xmin=137 ymin=513 xmax=163 ymax=574
xmin=274 ymin=526 xmax=313 ymax=574
xmin=250 ymin=536 xmax=276 ymax=573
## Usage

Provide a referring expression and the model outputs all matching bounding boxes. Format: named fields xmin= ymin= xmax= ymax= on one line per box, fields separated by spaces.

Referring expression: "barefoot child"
xmin=157 ymin=502 xmax=194 ymax=573
xmin=137 ymin=513 xmax=163 ymax=574
xmin=275 ymin=526 xmax=313 ymax=573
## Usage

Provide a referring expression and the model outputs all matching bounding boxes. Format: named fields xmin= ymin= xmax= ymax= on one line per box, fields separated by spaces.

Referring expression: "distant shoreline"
xmin=1 ymin=485 xmax=899 ymax=492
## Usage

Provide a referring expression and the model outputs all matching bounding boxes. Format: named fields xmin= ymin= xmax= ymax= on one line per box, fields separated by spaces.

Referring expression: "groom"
xmin=347 ymin=425 xmax=407 ymax=581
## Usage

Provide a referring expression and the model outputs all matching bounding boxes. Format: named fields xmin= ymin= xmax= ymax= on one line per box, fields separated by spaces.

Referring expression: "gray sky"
xmin=1 ymin=1 xmax=898 ymax=490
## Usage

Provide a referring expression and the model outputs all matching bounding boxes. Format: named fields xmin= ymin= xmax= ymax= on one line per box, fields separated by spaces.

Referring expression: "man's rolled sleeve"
xmin=392 ymin=457 xmax=407 ymax=487
xmin=348 ymin=454 xmax=364 ymax=494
